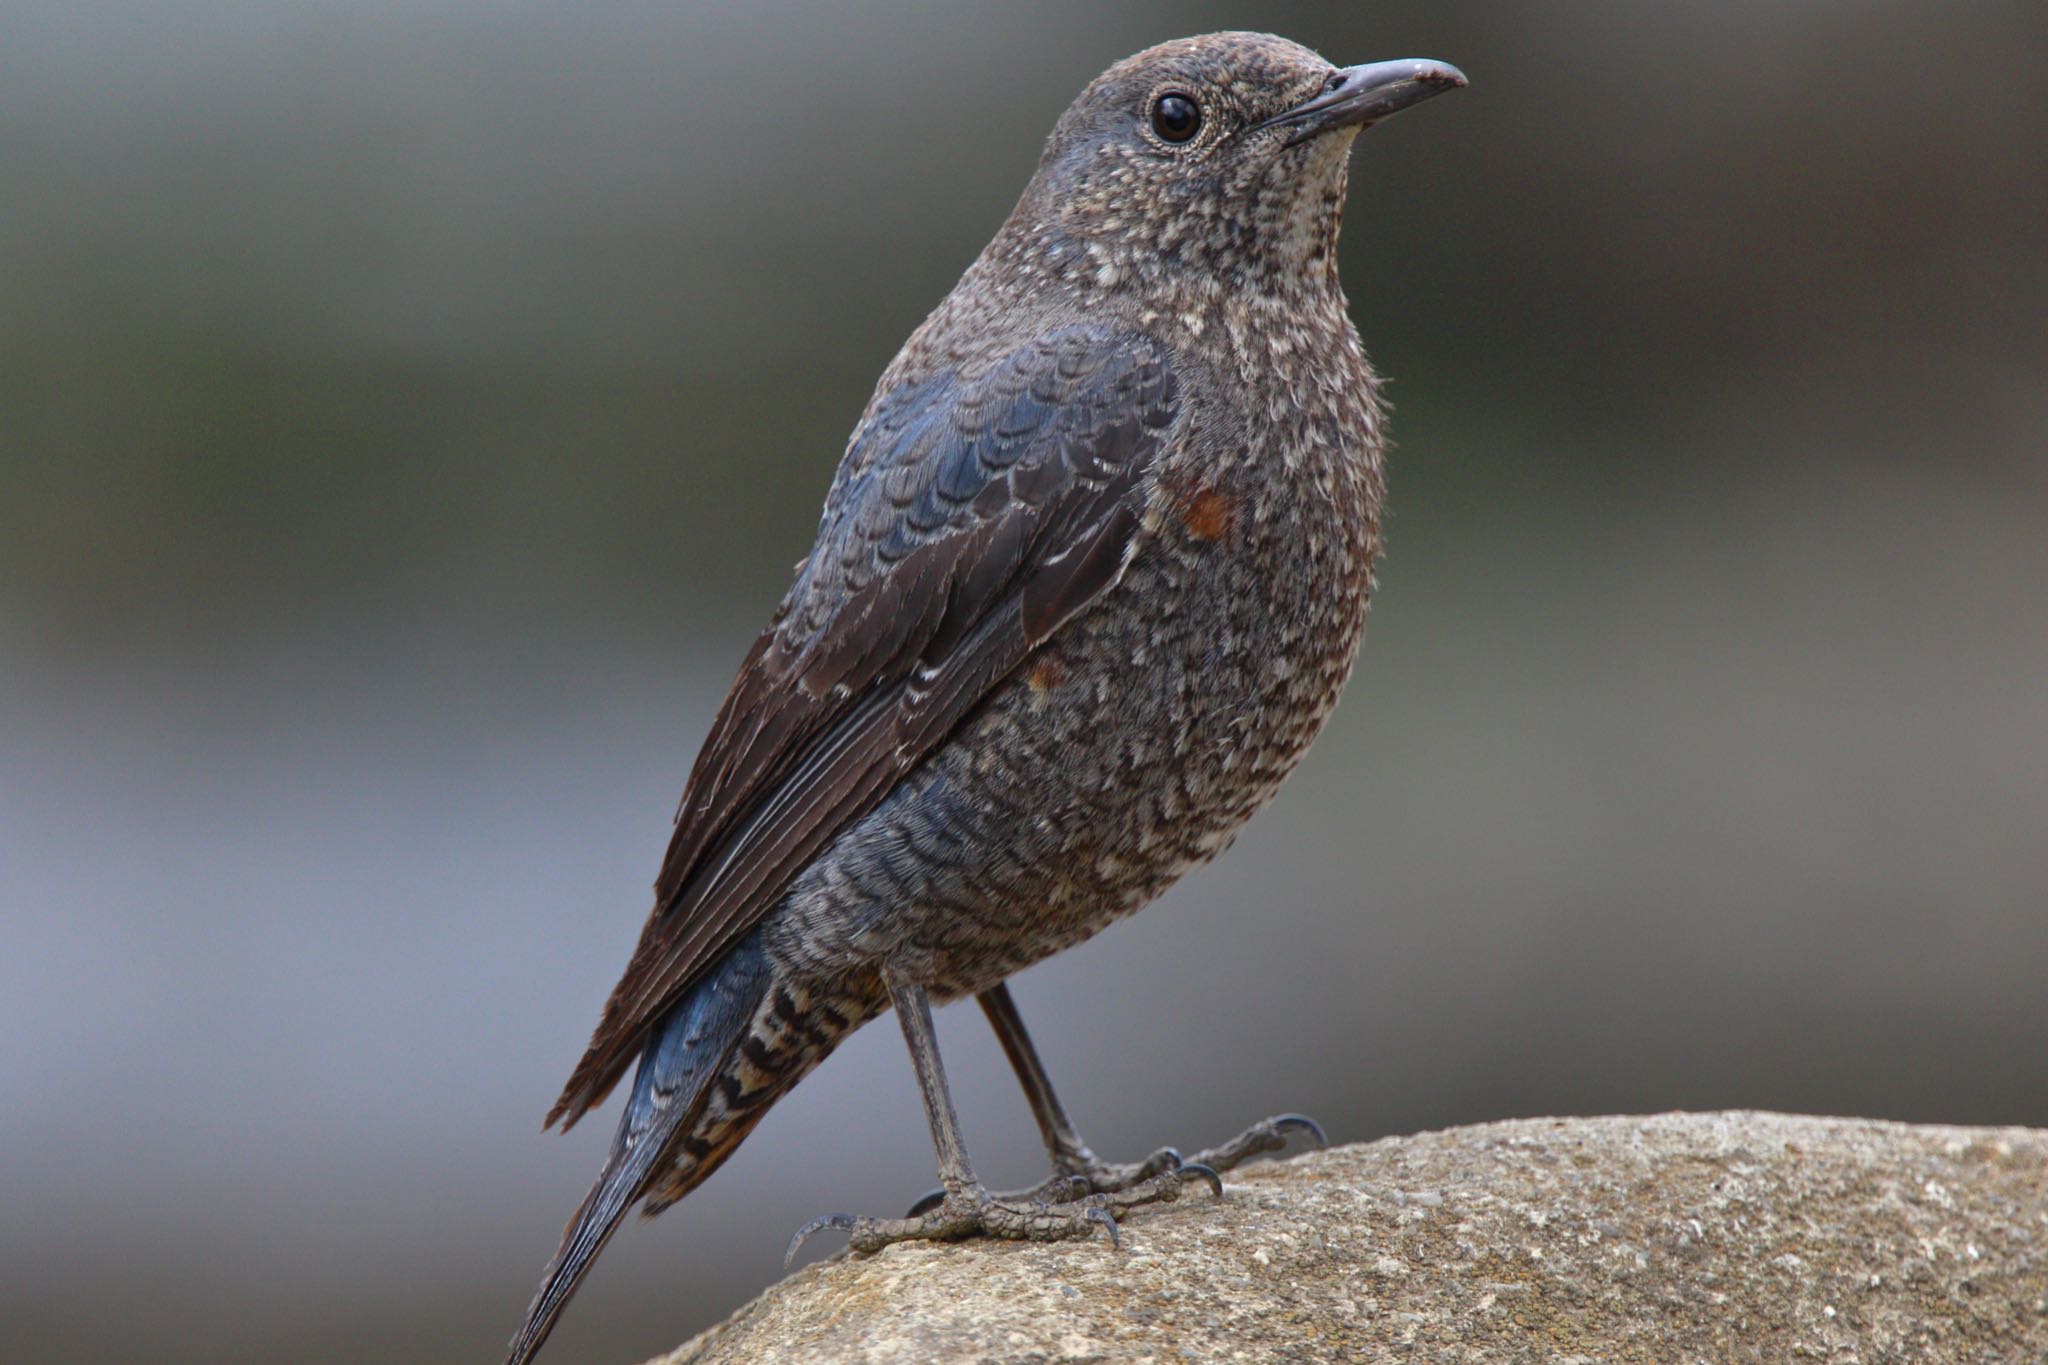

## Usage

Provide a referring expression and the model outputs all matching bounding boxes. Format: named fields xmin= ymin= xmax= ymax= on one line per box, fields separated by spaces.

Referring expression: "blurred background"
xmin=3 ymin=2 xmax=2044 ymax=1362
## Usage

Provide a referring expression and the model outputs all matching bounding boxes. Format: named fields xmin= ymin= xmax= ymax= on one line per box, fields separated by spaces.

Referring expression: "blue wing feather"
xmin=546 ymin=323 xmax=1178 ymax=1130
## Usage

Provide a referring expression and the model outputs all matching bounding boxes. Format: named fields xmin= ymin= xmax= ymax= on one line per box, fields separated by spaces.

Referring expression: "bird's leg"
xmin=975 ymin=981 xmax=1327 ymax=1200
xmin=974 ymin=981 xmax=1181 ymax=1201
xmin=786 ymin=970 xmax=1212 ymax=1264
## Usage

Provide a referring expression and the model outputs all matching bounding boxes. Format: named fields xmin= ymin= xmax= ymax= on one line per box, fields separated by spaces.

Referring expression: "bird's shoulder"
xmin=783 ymin=320 xmax=1179 ymax=646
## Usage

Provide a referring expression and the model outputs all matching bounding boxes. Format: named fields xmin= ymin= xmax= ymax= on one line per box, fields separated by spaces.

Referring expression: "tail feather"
xmin=504 ymin=939 xmax=770 ymax=1365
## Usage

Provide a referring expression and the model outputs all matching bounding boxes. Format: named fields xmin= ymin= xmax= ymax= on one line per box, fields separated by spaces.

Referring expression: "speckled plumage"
xmin=508 ymin=32 xmax=1463 ymax=1365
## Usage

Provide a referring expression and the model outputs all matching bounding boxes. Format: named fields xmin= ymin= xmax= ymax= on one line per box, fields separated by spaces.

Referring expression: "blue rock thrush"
xmin=506 ymin=31 xmax=1464 ymax=1364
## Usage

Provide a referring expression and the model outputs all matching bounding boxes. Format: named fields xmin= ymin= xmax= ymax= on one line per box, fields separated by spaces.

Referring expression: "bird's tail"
xmin=503 ymin=937 xmax=772 ymax=1365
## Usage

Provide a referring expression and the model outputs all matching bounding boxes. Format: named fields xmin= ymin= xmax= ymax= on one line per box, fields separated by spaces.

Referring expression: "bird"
xmin=504 ymin=31 xmax=1464 ymax=1365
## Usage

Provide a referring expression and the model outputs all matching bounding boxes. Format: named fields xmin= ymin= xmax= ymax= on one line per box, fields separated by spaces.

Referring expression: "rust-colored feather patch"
xmin=1176 ymin=484 xmax=1234 ymax=543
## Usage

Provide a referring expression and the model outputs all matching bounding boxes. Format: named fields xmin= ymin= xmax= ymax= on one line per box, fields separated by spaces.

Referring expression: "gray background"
xmin=4 ymin=3 xmax=2044 ymax=1363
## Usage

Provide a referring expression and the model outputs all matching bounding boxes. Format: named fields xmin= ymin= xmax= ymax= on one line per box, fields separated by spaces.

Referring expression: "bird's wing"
xmin=547 ymin=325 xmax=1179 ymax=1128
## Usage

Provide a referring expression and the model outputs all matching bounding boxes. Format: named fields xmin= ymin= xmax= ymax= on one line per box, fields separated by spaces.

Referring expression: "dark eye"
xmin=1150 ymin=92 xmax=1201 ymax=143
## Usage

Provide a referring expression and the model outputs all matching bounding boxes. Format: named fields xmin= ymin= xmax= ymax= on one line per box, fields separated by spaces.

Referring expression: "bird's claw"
xmin=1272 ymin=1112 xmax=1328 ymax=1150
xmin=1173 ymin=1110 xmax=1327 ymax=1175
xmin=1043 ymin=1111 xmax=1326 ymax=1197
xmin=1053 ymin=1174 xmax=1094 ymax=1202
xmin=784 ymin=1212 xmax=858 ymax=1269
xmin=1133 ymin=1146 xmax=1184 ymax=1181
xmin=859 ymin=1119 xmax=1310 ymax=1263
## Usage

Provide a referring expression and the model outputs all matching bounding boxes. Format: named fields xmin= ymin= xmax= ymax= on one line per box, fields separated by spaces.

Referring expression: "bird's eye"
xmin=1149 ymin=92 xmax=1202 ymax=144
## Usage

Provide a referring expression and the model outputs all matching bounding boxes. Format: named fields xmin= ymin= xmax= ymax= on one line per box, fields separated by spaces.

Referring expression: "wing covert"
xmin=547 ymin=325 xmax=1178 ymax=1128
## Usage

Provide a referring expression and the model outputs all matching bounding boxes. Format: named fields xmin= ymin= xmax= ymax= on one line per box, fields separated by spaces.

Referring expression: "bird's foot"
xmin=788 ymin=1163 xmax=1218 ymax=1267
xmin=895 ymin=1111 xmax=1322 ymax=1218
xmin=1034 ymin=1111 xmax=1328 ymax=1200
xmin=1171 ymin=1110 xmax=1327 ymax=1182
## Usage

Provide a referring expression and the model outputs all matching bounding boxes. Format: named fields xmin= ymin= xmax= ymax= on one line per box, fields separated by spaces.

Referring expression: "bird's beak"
xmin=1258 ymin=59 xmax=1468 ymax=147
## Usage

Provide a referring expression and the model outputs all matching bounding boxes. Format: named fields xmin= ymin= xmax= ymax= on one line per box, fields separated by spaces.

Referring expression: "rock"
xmin=654 ymin=1112 xmax=2048 ymax=1364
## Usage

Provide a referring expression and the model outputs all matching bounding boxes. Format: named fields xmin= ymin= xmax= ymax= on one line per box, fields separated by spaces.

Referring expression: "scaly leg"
xmin=975 ymin=981 xmax=1324 ymax=1201
xmin=786 ymin=970 xmax=1213 ymax=1264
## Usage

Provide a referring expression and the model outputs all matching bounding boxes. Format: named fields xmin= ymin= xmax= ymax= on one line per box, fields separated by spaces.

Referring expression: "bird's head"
xmin=998 ymin=31 xmax=1465 ymax=290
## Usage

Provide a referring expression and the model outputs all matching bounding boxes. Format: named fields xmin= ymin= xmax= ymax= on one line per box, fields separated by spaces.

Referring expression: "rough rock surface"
xmin=655 ymin=1112 xmax=2048 ymax=1364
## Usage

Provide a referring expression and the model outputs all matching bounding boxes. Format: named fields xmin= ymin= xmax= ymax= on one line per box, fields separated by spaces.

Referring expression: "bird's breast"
xmin=1034 ymin=347 xmax=1386 ymax=836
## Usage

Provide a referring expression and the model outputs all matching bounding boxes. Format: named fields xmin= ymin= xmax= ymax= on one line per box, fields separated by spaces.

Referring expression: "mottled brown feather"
xmin=546 ymin=326 xmax=1178 ymax=1128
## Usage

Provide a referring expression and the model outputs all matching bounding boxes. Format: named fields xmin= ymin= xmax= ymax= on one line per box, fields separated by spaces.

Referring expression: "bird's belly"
xmin=765 ymin=509 xmax=1372 ymax=998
